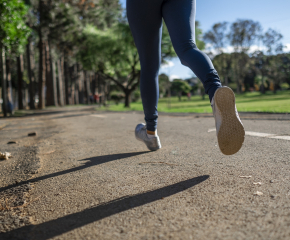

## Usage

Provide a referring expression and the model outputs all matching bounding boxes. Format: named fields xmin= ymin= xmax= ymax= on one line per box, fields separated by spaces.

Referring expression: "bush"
xmin=110 ymin=92 xmax=124 ymax=105
xmin=132 ymin=90 xmax=141 ymax=102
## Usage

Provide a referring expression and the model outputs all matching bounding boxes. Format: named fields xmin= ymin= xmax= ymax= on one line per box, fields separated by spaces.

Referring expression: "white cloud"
xmin=160 ymin=61 xmax=174 ymax=69
xmin=285 ymin=43 xmax=290 ymax=51
xmin=169 ymin=74 xmax=180 ymax=81
xmin=205 ymin=43 xmax=267 ymax=55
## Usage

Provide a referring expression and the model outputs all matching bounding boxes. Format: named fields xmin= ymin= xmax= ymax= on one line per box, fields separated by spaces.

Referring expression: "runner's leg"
xmin=162 ymin=0 xmax=222 ymax=101
xmin=127 ymin=0 xmax=163 ymax=132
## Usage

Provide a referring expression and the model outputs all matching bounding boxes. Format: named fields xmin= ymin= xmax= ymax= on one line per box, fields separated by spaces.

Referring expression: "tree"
xmin=0 ymin=0 xmax=30 ymax=116
xmin=263 ymin=28 xmax=283 ymax=55
xmin=252 ymin=51 xmax=269 ymax=93
xmin=158 ymin=74 xmax=170 ymax=98
xmin=212 ymin=53 xmax=232 ymax=86
xmin=170 ymin=79 xmax=191 ymax=101
xmin=78 ymin=21 xmax=176 ymax=107
xmin=204 ymin=22 xmax=229 ymax=85
xmin=228 ymin=19 xmax=262 ymax=93
xmin=204 ymin=22 xmax=228 ymax=54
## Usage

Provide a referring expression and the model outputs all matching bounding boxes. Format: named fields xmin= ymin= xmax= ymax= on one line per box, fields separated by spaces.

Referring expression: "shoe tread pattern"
xmin=215 ymin=87 xmax=245 ymax=155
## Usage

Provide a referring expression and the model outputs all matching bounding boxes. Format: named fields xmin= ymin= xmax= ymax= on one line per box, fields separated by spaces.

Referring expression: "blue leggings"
xmin=127 ymin=0 xmax=222 ymax=131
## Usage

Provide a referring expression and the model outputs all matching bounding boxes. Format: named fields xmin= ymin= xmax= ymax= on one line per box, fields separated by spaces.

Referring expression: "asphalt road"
xmin=1 ymin=107 xmax=290 ymax=240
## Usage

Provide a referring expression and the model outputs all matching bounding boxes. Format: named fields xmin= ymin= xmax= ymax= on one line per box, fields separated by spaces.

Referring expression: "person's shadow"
xmin=1 ymin=174 xmax=209 ymax=240
xmin=0 ymin=152 xmax=148 ymax=193
xmin=0 ymin=151 xmax=209 ymax=239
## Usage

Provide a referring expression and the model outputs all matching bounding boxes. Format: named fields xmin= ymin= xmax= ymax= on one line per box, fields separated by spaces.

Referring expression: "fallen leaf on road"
xmin=254 ymin=191 xmax=263 ymax=196
xmin=0 ymin=152 xmax=12 ymax=160
xmin=253 ymin=182 xmax=262 ymax=185
xmin=239 ymin=176 xmax=252 ymax=178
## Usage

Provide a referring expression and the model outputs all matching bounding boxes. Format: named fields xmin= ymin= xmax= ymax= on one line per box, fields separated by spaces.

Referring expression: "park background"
xmin=1 ymin=0 xmax=290 ymax=117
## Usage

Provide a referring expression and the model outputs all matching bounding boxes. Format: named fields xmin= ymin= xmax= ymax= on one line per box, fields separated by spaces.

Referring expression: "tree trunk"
xmin=69 ymin=65 xmax=75 ymax=105
xmin=74 ymin=65 xmax=79 ymax=105
xmin=0 ymin=46 xmax=7 ymax=117
xmin=57 ymin=59 xmax=64 ymax=106
xmin=26 ymin=39 xmax=35 ymax=109
xmin=45 ymin=40 xmax=55 ymax=106
xmin=224 ymin=75 xmax=228 ymax=86
xmin=60 ymin=57 xmax=66 ymax=105
xmin=38 ymin=39 xmax=46 ymax=109
xmin=17 ymin=55 xmax=24 ymax=110
xmin=6 ymin=57 xmax=13 ymax=114
xmin=64 ymin=59 xmax=70 ymax=105
xmin=75 ymin=83 xmax=79 ymax=105
xmin=124 ymin=90 xmax=131 ymax=108
xmin=51 ymin=57 xmax=58 ymax=106
xmin=84 ymin=71 xmax=91 ymax=104
xmin=92 ymin=73 xmax=96 ymax=101
xmin=77 ymin=65 xmax=84 ymax=104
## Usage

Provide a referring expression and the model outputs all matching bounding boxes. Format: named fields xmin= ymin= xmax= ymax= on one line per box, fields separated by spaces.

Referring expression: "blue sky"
xmin=120 ymin=0 xmax=290 ymax=80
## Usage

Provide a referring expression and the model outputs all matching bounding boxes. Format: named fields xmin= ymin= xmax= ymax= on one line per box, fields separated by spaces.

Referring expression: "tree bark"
xmin=69 ymin=65 xmax=75 ymax=105
xmin=84 ymin=71 xmax=91 ymax=104
xmin=57 ymin=59 xmax=64 ymax=106
xmin=77 ymin=65 xmax=84 ymax=104
xmin=74 ymin=64 xmax=79 ymax=105
xmin=124 ymin=90 xmax=131 ymax=108
xmin=0 ymin=46 xmax=7 ymax=117
xmin=6 ymin=57 xmax=13 ymax=114
xmin=26 ymin=39 xmax=35 ymax=109
xmin=60 ymin=57 xmax=66 ymax=105
xmin=64 ymin=59 xmax=70 ymax=105
xmin=45 ymin=41 xmax=55 ymax=106
xmin=51 ymin=57 xmax=58 ymax=106
xmin=38 ymin=0 xmax=46 ymax=109
xmin=38 ymin=39 xmax=46 ymax=109
xmin=17 ymin=55 xmax=24 ymax=110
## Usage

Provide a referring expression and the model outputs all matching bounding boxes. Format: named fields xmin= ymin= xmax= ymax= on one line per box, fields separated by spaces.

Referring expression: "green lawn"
xmin=100 ymin=90 xmax=290 ymax=113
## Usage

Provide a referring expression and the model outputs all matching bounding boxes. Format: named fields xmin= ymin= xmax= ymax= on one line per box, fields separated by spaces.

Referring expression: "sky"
xmin=120 ymin=0 xmax=290 ymax=80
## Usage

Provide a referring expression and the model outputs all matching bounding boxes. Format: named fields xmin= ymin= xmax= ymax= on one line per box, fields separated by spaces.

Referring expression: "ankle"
xmin=147 ymin=130 xmax=157 ymax=138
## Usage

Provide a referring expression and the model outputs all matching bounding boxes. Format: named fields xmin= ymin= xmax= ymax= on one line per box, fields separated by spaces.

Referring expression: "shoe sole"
xmin=214 ymin=87 xmax=245 ymax=155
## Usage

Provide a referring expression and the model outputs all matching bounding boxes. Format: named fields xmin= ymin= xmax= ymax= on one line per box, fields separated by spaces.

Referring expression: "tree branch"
xmin=98 ymin=71 xmax=125 ymax=91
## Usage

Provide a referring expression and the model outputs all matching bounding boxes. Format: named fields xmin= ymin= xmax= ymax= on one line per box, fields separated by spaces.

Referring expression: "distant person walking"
xmin=128 ymin=0 xmax=245 ymax=155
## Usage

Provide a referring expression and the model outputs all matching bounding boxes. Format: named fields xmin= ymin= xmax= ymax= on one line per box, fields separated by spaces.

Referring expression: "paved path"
xmin=1 ymin=108 xmax=290 ymax=239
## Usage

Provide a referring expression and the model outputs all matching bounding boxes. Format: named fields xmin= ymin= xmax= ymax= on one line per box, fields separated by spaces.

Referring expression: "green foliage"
xmin=171 ymin=79 xmax=191 ymax=93
xmin=170 ymin=79 xmax=192 ymax=101
xmin=0 ymin=0 xmax=31 ymax=52
xmin=195 ymin=21 xmax=206 ymax=50
xmin=228 ymin=19 xmax=262 ymax=53
xmin=78 ymin=21 xmax=177 ymax=107
xmin=204 ymin=22 xmax=228 ymax=53
xmin=132 ymin=90 xmax=141 ymax=102
xmin=158 ymin=73 xmax=170 ymax=97
xmin=110 ymin=91 xmax=124 ymax=105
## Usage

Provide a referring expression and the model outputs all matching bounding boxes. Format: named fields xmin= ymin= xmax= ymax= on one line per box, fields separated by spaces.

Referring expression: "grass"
xmin=99 ymin=90 xmax=290 ymax=113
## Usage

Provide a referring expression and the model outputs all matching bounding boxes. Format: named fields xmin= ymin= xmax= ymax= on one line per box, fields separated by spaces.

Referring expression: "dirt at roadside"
xmin=0 ymin=146 xmax=39 ymax=233
xmin=0 ymin=116 xmax=53 ymax=234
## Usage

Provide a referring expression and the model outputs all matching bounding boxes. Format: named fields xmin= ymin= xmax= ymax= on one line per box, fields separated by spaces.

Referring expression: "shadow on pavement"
xmin=1 ymin=106 xmax=95 ymax=119
xmin=0 ymin=152 xmax=148 ymax=193
xmin=0 ymin=175 xmax=209 ymax=240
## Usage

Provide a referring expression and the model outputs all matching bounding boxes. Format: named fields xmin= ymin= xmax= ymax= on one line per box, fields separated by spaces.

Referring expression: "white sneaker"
xmin=211 ymin=87 xmax=245 ymax=155
xmin=135 ymin=123 xmax=161 ymax=151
